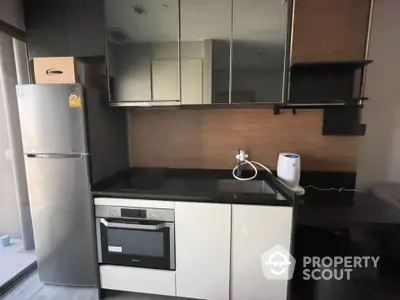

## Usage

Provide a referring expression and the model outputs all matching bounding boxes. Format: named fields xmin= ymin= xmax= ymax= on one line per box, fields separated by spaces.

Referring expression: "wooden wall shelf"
xmin=273 ymin=102 xmax=364 ymax=115
xmin=291 ymin=60 xmax=373 ymax=70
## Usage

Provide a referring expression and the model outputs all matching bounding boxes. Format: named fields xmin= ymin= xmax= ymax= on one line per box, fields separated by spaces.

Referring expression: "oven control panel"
xmin=95 ymin=206 xmax=174 ymax=222
xmin=121 ymin=208 xmax=146 ymax=218
xmin=108 ymin=208 xmax=118 ymax=217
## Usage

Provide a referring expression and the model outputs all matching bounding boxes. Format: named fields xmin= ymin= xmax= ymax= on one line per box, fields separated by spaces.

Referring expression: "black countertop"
xmin=93 ymin=167 xmax=385 ymax=226
xmin=92 ymin=168 xmax=295 ymax=206
xmin=297 ymin=187 xmax=400 ymax=227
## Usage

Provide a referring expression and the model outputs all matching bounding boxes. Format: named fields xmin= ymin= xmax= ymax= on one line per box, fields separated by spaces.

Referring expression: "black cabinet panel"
xmin=65 ymin=0 xmax=106 ymax=58
xmin=23 ymin=0 xmax=68 ymax=58
xmin=23 ymin=0 xmax=106 ymax=59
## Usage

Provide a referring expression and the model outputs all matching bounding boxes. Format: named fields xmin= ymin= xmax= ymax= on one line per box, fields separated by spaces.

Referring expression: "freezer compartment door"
xmin=25 ymin=154 xmax=97 ymax=286
xmin=17 ymin=84 xmax=87 ymax=154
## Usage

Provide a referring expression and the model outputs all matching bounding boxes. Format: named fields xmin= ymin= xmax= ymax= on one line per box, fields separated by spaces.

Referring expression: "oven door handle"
xmin=99 ymin=218 xmax=170 ymax=230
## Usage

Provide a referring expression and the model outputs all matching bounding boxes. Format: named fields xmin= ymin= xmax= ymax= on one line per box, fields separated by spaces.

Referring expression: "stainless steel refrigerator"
xmin=16 ymin=84 xmax=128 ymax=287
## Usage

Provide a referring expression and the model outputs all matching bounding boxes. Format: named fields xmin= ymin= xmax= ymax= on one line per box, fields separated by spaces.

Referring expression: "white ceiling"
xmin=105 ymin=0 xmax=287 ymax=44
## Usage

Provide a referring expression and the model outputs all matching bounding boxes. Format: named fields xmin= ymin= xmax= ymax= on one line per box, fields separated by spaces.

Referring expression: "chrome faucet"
xmin=236 ymin=149 xmax=248 ymax=177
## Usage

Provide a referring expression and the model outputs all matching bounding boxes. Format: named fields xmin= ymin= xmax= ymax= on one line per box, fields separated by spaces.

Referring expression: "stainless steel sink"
xmin=217 ymin=179 xmax=276 ymax=194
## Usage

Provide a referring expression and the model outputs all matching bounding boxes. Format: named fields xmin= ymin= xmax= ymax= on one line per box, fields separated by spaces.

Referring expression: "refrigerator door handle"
xmin=26 ymin=153 xmax=88 ymax=159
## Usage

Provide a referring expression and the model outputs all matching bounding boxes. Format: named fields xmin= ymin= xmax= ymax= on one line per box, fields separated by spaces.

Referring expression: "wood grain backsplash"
xmin=129 ymin=108 xmax=360 ymax=171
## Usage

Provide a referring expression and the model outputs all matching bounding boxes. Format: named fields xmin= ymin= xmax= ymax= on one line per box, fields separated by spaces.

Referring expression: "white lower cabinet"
xmin=99 ymin=202 xmax=293 ymax=300
xmin=100 ymin=265 xmax=176 ymax=296
xmin=175 ymin=202 xmax=231 ymax=300
xmin=231 ymin=205 xmax=293 ymax=300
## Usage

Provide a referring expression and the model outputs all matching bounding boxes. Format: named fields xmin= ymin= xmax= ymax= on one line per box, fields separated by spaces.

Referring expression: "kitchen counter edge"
xmin=91 ymin=191 xmax=294 ymax=207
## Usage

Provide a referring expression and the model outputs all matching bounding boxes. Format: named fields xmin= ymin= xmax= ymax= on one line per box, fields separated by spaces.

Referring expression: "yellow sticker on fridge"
xmin=69 ymin=93 xmax=81 ymax=108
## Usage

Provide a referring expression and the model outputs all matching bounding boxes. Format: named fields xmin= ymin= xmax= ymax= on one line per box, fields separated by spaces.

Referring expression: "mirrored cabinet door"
xmin=231 ymin=0 xmax=289 ymax=104
xmin=180 ymin=0 xmax=232 ymax=105
xmin=105 ymin=0 xmax=180 ymax=105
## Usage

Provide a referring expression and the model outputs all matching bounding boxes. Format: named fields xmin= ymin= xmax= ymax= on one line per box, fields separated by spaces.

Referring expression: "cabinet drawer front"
xmin=100 ymin=265 xmax=176 ymax=296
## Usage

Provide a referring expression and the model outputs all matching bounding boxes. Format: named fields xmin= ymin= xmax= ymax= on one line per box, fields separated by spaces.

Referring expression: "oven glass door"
xmin=99 ymin=218 xmax=174 ymax=270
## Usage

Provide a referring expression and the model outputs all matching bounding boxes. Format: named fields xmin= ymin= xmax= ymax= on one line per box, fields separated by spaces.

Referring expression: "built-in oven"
xmin=95 ymin=206 xmax=175 ymax=270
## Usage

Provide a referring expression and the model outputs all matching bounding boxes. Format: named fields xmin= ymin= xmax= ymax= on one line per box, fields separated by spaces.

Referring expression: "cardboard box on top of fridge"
xmin=32 ymin=57 xmax=105 ymax=88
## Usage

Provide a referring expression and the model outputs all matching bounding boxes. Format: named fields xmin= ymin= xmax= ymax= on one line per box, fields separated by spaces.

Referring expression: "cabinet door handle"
xmin=26 ymin=153 xmax=87 ymax=159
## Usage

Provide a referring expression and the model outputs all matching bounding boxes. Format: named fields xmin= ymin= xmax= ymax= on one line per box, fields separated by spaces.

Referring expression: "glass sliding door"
xmin=0 ymin=31 xmax=36 ymax=294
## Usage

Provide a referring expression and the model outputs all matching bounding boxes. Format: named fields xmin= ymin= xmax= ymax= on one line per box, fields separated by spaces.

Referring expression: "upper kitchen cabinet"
xmin=180 ymin=0 xmax=231 ymax=105
xmin=23 ymin=0 xmax=106 ymax=59
xmin=231 ymin=0 xmax=290 ymax=104
xmin=291 ymin=0 xmax=371 ymax=63
xmin=105 ymin=0 xmax=180 ymax=106
xmin=181 ymin=0 xmax=288 ymax=105
xmin=106 ymin=0 xmax=289 ymax=106
xmin=289 ymin=0 xmax=372 ymax=104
